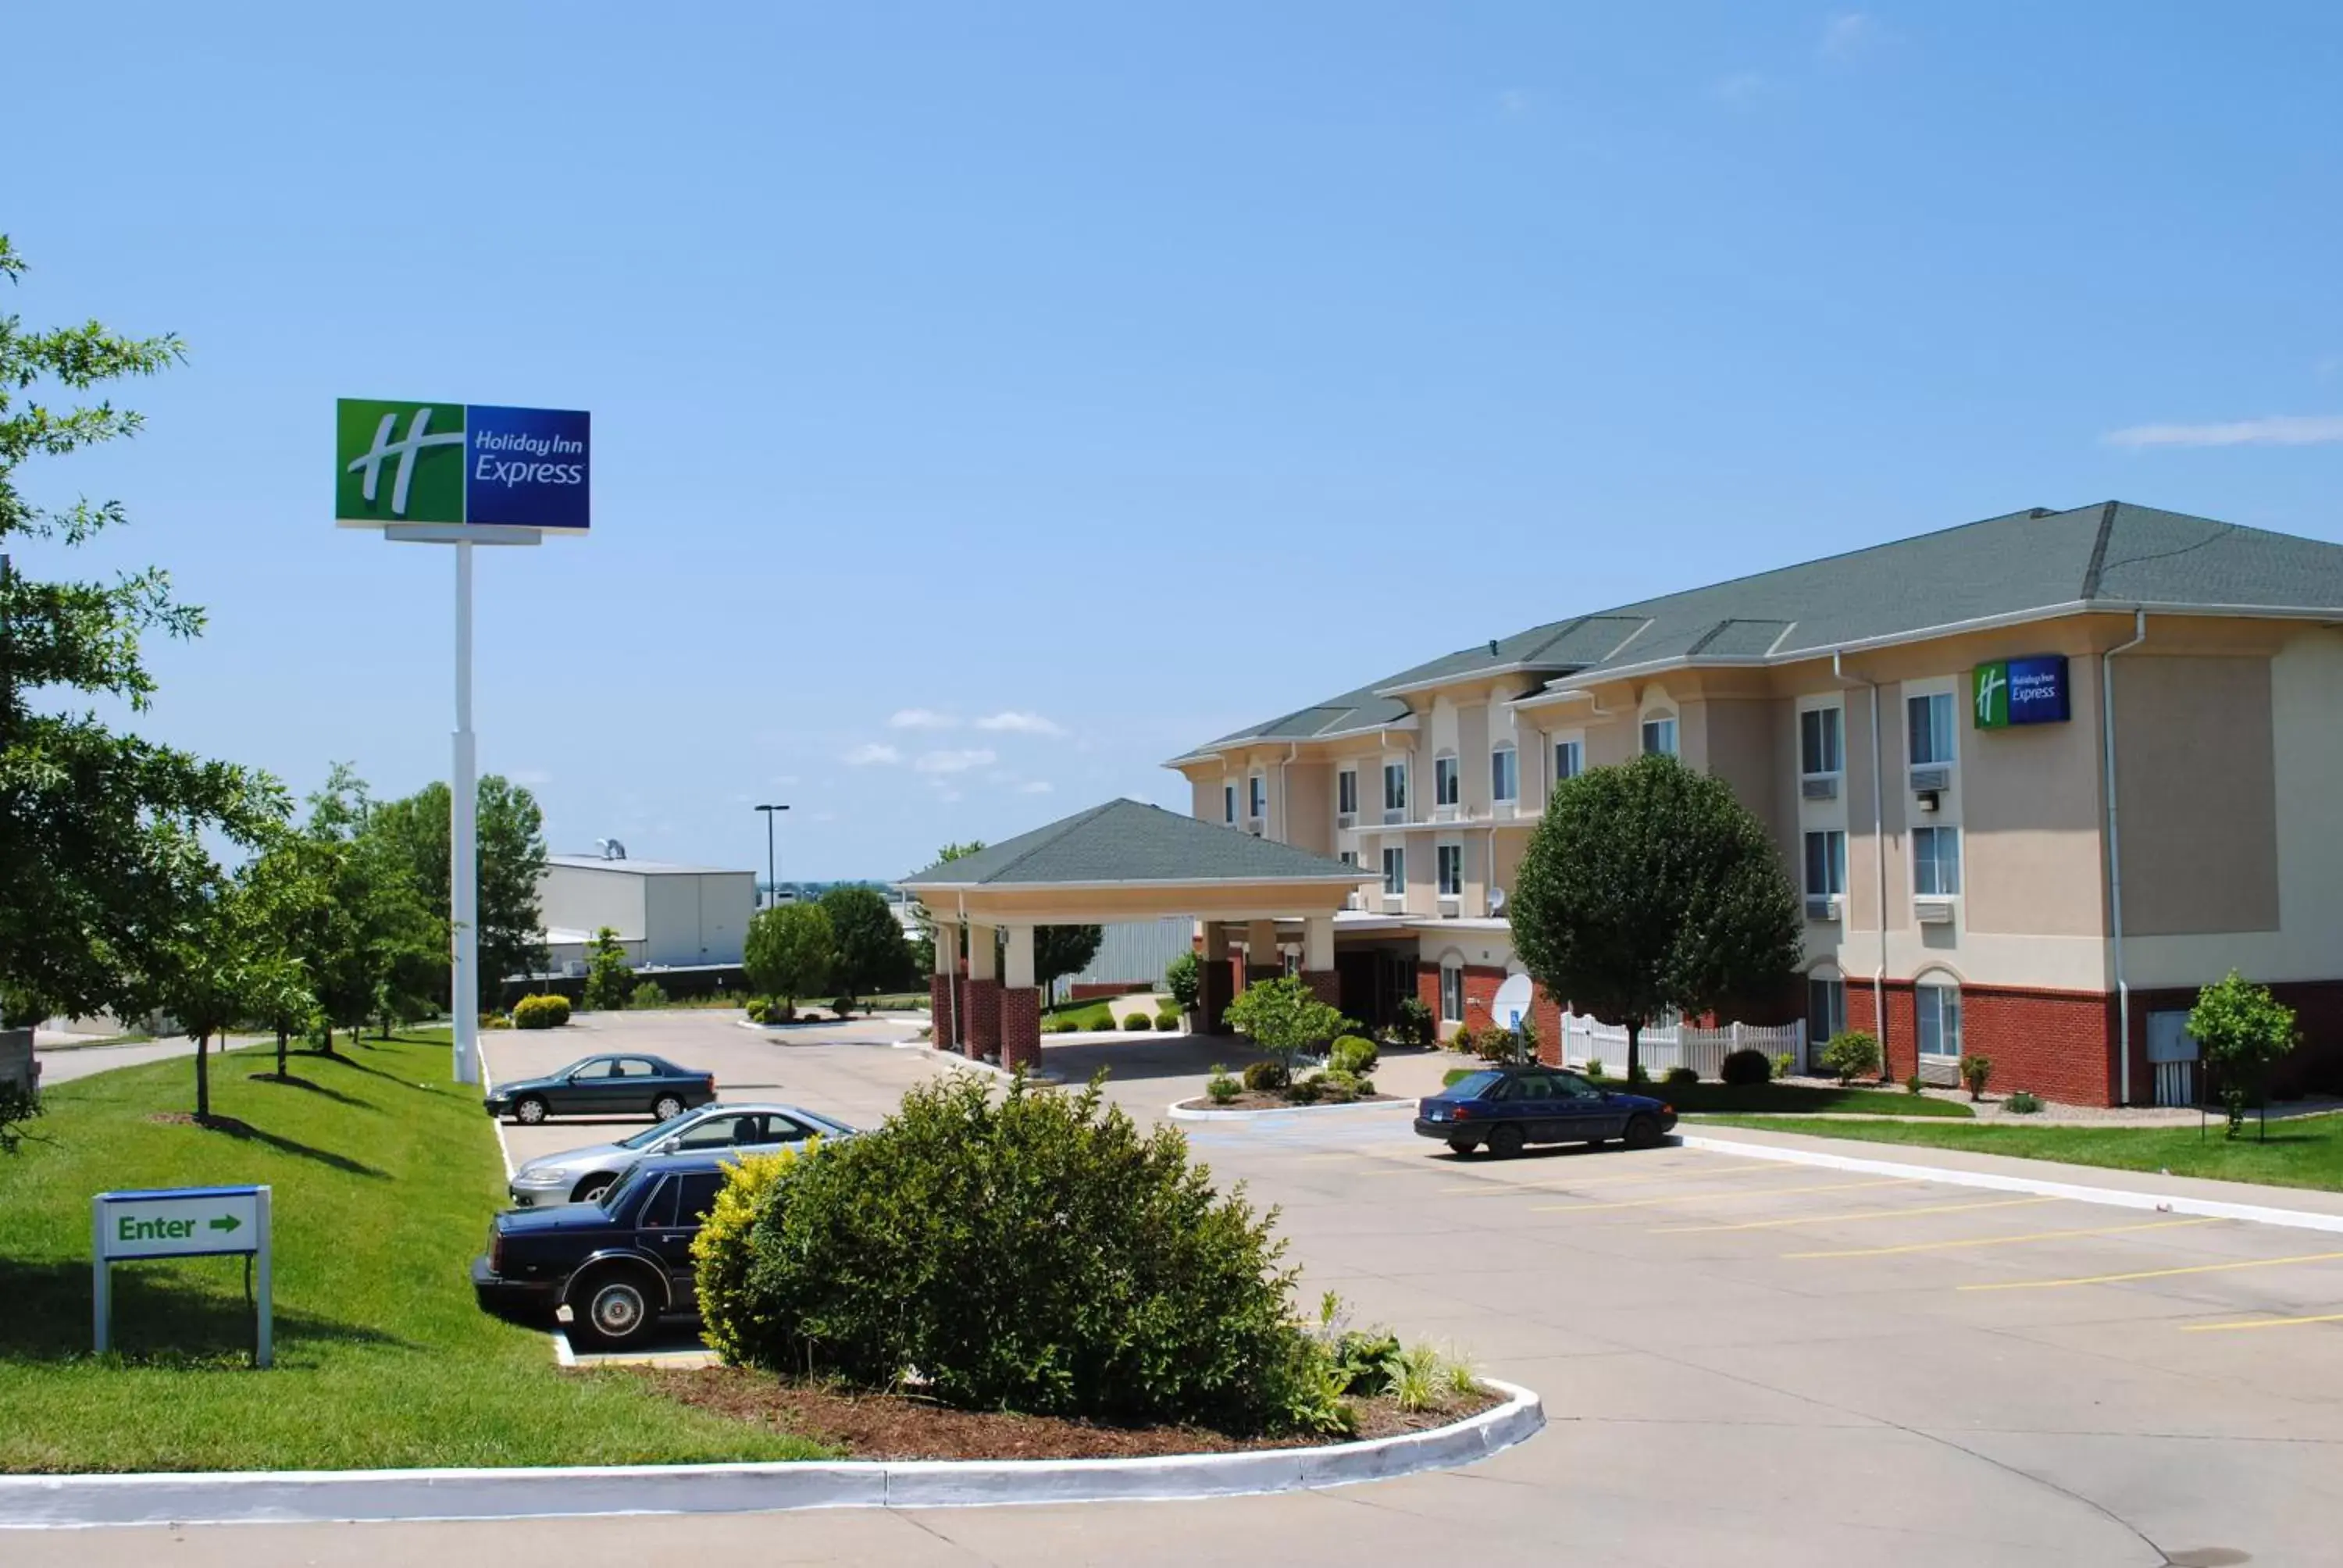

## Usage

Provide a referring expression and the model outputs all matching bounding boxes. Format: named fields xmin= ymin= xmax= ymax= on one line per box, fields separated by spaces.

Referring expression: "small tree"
xmin=820 ymin=885 xmax=911 ymax=1010
xmin=1510 ymin=754 xmax=1801 ymax=1085
xmin=1034 ymin=925 xmax=1104 ymax=996
xmin=2188 ymin=971 xmax=2297 ymax=1139
xmin=1221 ymin=975 xmax=1346 ymax=1079
xmin=744 ymin=901 xmax=835 ymax=1017
xmin=1164 ymin=950 xmax=1202 ymax=1016
xmin=0 ymin=1081 xmax=38 ymax=1154
xmin=582 ymin=926 xmax=633 ymax=1011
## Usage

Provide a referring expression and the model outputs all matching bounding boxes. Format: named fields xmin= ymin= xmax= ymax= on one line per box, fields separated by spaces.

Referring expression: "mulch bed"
xmin=1175 ymin=1090 xmax=1403 ymax=1113
xmin=624 ymin=1365 xmax=1499 ymax=1460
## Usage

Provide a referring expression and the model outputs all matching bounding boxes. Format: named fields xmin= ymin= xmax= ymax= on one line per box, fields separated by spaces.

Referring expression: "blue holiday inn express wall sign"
xmin=335 ymin=399 xmax=590 ymax=532
xmin=1973 ymin=654 xmax=2071 ymax=729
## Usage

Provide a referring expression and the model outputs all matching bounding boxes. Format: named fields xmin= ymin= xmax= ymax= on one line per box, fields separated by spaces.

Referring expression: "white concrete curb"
xmin=0 ymin=1380 xmax=1542 ymax=1529
xmin=1169 ymin=1097 xmax=1414 ymax=1122
xmin=1680 ymin=1133 xmax=2343 ymax=1235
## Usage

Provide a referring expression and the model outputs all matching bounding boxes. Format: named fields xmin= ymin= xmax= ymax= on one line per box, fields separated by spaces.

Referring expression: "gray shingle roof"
xmin=1180 ymin=501 xmax=2343 ymax=757
xmin=900 ymin=799 xmax=1371 ymax=886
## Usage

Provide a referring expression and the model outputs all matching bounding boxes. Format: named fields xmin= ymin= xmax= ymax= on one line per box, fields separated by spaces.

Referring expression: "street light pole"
xmin=755 ymin=804 xmax=790 ymax=911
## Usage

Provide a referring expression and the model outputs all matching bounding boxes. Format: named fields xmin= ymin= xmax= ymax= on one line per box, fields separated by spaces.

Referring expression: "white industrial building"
xmin=535 ymin=852 xmax=754 ymax=976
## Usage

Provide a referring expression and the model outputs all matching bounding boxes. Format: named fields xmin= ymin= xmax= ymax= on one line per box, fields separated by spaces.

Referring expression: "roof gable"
xmin=901 ymin=799 xmax=1370 ymax=886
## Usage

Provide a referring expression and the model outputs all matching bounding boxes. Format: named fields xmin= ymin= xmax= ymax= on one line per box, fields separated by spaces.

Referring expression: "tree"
xmin=304 ymin=766 xmax=440 ymax=1049
xmin=582 ymin=926 xmax=633 ymax=1011
xmin=1221 ymin=975 xmax=1347 ymax=1078
xmin=0 ymin=234 xmax=285 ymax=1028
xmin=744 ymin=902 xmax=834 ymax=1016
xmin=1510 ymin=753 xmax=1801 ymax=1085
xmin=2188 ymin=971 xmax=2297 ymax=1139
xmin=820 ymin=885 xmax=912 ymax=1010
xmin=365 ymin=774 xmax=548 ymax=997
xmin=237 ymin=829 xmax=332 ymax=1076
xmin=1034 ymin=924 xmax=1104 ymax=996
xmin=1164 ymin=950 xmax=1202 ymax=1014
xmin=142 ymin=881 xmax=274 ymax=1122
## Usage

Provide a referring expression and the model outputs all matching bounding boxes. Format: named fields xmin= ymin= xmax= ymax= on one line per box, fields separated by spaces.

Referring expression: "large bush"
xmin=1820 ymin=1029 xmax=1881 ymax=1085
xmin=1330 ymin=1035 xmax=1379 ymax=1075
xmin=1392 ymin=996 xmax=1435 ymax=1047
xmin=1719 ymin=1047 xmax=1770 ymax=1086
xmin=511 ymin=993 xmax=570 ymax=1029
xmin=701 ymin=1074 xmax=1303 ymax=1431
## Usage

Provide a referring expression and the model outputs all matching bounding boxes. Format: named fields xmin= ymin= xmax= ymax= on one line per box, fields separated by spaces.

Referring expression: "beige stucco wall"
xmin=2115 ymin=654 xmax=2279 ymax=938
xmin=1703 ymin=694 xmax=1793 ymax=863
xmin=1963 ymin=657 xmax=2108 ymax=939
xmin=1284 ymin=759 xmax=1334 ymax=855
xmin=1459 ymin=702 xmax=1491 ymax=814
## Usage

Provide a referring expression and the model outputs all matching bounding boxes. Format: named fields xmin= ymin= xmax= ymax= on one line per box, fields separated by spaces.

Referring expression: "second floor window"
xmin=1908 ymin=692 xmax=1955 ymax=768
xmin=1338 ymin=768 xmax=1358 ymax=816
xmin=1803 ymin=830 xmax=1846 ymax=896
xmin=1491 ymin=746 xmax=1518 ymax=803
xmin=1437 ymin=843 xmax=1464 ymax=896
xmin=1434 ymin=754 xmax=1460 ymax=807
xmin=1913 ymin=825 xmax=1961 ymax=896
xmin=1222 ymin=784 xmax=1236 ymax=824
xmin=1383 ymin=761 xmax=1407 ymax=813
xmin=1382 ymin=845 xmax=1406 ymax=896
xmin=1248 ymin=775 xmax=1266 ymax=820
xmin=1339 ymin=850 xmax=1357 ymax=867
xmin=1800 ymin=707 xmax=1843 ymax=775
xmin=1642 ymin=717 xmax=1678 ymax=757
xmin=1554 ymin=739 xmax=1583 ymax=785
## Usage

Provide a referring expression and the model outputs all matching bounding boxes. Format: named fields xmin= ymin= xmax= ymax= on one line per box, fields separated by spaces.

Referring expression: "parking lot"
xmin=75 ymin=1013 xmax=2339 ymax=1566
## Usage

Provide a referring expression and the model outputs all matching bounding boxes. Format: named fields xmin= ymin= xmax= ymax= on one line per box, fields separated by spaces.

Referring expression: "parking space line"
xmin=1531 ymin=1178 xmax=1920 ymax=1214
xmin=1788 ymin=1216 xmax=2220 ymax=1260
xmin=2181 ymin=1310 xmax=2343 ymax=1333
xmin=1959 ymin=1249 xmax=2343 ymax=1292
xmin=1440 ymin=1160 xmax=1810 ymax=1196
xmin=1654 ymin=1196 xmax=2055 ymax=1235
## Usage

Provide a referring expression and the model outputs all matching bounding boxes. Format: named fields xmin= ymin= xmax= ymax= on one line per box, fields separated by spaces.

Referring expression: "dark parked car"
xmin=472 ymin=1153 xmax=730 ymax=1349
xmin=1415 ymin=1064 xmax=1678 ymax=1156
xmin=482 ymin=1054 xmax=717 ymax=1125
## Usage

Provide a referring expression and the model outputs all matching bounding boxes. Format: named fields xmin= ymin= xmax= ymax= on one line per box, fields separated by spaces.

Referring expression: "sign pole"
xmin=91 ymin=1197 xmax=109 ymax=1356
xmin=254 ymin=1185 xmax=273 ymax=1369
xmin=452 ymin=540 xmax=480 ymax=1086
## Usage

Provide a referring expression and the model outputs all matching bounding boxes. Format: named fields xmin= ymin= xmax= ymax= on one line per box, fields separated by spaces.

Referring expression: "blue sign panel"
xmin=464 ymin=404 xmax=591 ymax=530
xmin=2006 ymin=654 xmax=2070 ymax=725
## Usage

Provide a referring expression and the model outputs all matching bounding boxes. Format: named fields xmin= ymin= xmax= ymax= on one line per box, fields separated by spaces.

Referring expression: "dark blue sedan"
xmin=1416 ymin=1065 xmax=1678 ymax=1156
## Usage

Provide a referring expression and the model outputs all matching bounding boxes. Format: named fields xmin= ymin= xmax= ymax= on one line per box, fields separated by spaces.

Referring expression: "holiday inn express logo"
xmin=1972 ymin=654 xmax=2070 ymax=729
xmin=335 ymin=398 xmax=591 ymax=532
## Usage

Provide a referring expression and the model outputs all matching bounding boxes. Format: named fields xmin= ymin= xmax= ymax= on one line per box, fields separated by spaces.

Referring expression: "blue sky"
xmin=10 ymin=3 xmax=2343 ymax=878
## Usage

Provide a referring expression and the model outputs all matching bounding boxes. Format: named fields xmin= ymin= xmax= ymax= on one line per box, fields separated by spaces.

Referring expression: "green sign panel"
xmin=336 ymin=399 xmax=470 ymax=525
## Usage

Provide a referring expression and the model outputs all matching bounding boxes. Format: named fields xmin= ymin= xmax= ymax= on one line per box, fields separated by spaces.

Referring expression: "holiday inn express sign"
xmin=335 ymin=398 xmax=590 ymax=532
xmin=1973 ymin=654 xmax=2071 ymax=729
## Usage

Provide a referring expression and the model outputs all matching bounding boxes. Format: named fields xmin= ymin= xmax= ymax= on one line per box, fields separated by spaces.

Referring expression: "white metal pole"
xmin=452 ymin=541 xmax=480 ymax=1086
xmin=255 ymin=1185 xmax=273 ymax=1370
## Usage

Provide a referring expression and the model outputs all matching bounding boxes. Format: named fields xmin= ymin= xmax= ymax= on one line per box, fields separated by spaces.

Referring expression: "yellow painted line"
xmin=2182 ymin=1310 xmax=2343 ymax=1334
xmin=1960 ymin=1249 xmax=2343 ymax=1292
xmin=1655 ymin=1196 xmax=2056 ymax=1235
xmin=1439 ymin=1161 xmax=1799 ymax=1196
xmin=1789 ymin=1216 xmax=2220 ymax=1259
xmin=1532 ymin=1178 xmax=1920 ymax=1214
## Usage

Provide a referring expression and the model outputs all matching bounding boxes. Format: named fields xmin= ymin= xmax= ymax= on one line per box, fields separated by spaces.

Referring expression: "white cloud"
xmin=843 ymin=743 xmax=902 ymax=766
xmin=2104 ymin=414 xmax=2343 ymax=449
xmin=915 ymin=747 xmax=997 ymax=774
xmin=889 ymin=708 xmax=959 ymax=730
xmin=1819 ymin=12 xmax=1875 ymax=63
xmin=973 ymin=710 xmax=1066 ymax=736
xmin=1017 ymin=780 xmax=1054 ymax=795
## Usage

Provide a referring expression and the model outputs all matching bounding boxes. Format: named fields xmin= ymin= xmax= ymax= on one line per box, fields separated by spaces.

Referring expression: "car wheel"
xmin=512 ymin=1096 xmax=549 ymax=1125
xmin=570 ymin=1174 xmax=615 ymax=1205
xmin=651 ymin=1094 xmax=685 ymax=1121
xmin=1487 ymin=1124 xmax=1527 ymax=1159
xmin=569 ymin=1265 xmax=660 ymax=1350
xmin=1624 ymin=1114 xmax=1662 ymax=1150
xmin=1446 ymin=1135 xmax=1479 ymax=1156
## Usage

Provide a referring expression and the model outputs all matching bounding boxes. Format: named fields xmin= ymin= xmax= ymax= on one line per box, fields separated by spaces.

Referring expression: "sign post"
xmin=336 ymin=400 xmax=590 ymax=1085
xmin=94 ymin=1185 xmax=273 ymax=1367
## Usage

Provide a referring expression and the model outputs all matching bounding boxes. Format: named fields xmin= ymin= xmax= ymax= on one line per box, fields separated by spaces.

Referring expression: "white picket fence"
xmin=1557 ymin=1010 xmax=1809 ymax=1078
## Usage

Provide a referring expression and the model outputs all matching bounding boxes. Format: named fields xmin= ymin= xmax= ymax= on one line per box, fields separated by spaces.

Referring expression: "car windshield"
xmin=596 ymin=1162 xmax=653 ymax=1214
xmin=618 ymin=1109 xmax=699 ymax=1150
xmin=1446 ymin=1071 xmax=1504 ymax=1099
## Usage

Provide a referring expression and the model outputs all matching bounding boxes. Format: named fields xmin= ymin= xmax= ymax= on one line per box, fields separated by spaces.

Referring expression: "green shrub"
xmin=1905 ymin=1072 xmax=1925 ymax=1096
xmin=1242 ymin=1059 xmax=1289 ymax=1092
xmin=1162 ymin=950 xmax=1202 ymax=1014
xmin=2190 ymin=971 xmax=2298 ymax=1138
xmin=1155 ymin=1009 xmax=1181 ymax=1031
xmin=1820 ymin=1029 xmax=1881 ymax=1085
xmin=1392 ymin=997 xmax=1435 ymax=1047
xmin=1771 ymin=1052 xmax=1795 ymax=1081
xmin=629 ymin=980 xmax=669 ymax=1010
xmin=1585 ymin=1057 xmax=1604 ymax=1080
xmin=1206 ymin=1066 xmax=1241 ymax=1104
xmin=511 ymin=993 xmax=571 ymax=1030
xmin=1287 ymin=1074 xmax=1325 ymax=1105
xmin=1330 ymin=1035 xmax=1379 ymax=1075
xmin=704 ymin=1073 xmax=1305 ymax=1431
xmin=1473 ymin=1026 xmax=1517 ymax=1064
xmin=480 ymin=1012 xmax=512 ymax=1031
xmin=1664 ymin=1065 xmax=1699 ymax=1088
xmin=1450 ymin=1024 xmax=1474 ymax=1053
xmin=690 ymin=1148 xmax=808 ymax=1364
xmin=2006 ymin=1089 xmax=2043 ymax=1114
xmin=1123 ymin=1013 xmax=1154 ymax=1032
xmin=1962 ymin=1055 xmax=1995 ymax=1101
xmin=829 ymin=996 xmax=857 ymax=1019
xmin=1720 ymin=1048 xmax=1769 ymax=1086
xmin=1047 ymin=1017 xmax=1080 ymax=1035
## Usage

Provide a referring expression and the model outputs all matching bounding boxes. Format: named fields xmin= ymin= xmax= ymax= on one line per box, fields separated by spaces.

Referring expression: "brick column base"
xmin=1300 ymin=969 xmax=1341 ymax=1013
xmin=999 ymin=987 xmax=1042 ymax=1071
xmin=1201 ymin=960 xmax=1235 ymax=1035
xmin=929 ymin=974 xmax=959 ymax=1048
xmin=966 ymin=978 xmax=1001 ymax=1059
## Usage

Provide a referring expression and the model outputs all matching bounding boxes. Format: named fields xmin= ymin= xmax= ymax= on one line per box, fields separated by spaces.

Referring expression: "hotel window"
xmin=1437 ymin=843 xmax=1464 ymax=896
xmin=1383 ymin=760 xmax=1407 ymax=814
xmin=1917 ymin=979 xmax=1963 ymax=1060
xmin=1913 ymin=825 xmax=1961 ymax=896
xmin=1337 ymin=768 xmax=1358 ymax=818
xmin=1222 ymin=783 xmax=1236 ymax=824
xmin=1553 ymin=739 xmax=1583 ymax=785
xmin=1807 ymin=975 xmax=1846 ymax=1044
xmin=1908 ymin=692 xmax=1955 ymax=768
xmin=1382 ymin=845 xmax=1406 ymax=896
xmin=1803 ymin=830 xmax=1846 ymax=896
xmin=1338 ymin=850 xmax=1357 ymax=868
xmin=1439 ymin=960 xmax=1466 ymax=1025
xmin=1800 ymin=706 xmax=1843 ymax=776
xmin=1491 ymin=745 xmax=1518 ymax=803
xmin=1434 ymin=754 xmax=1460 ymax=807
xmin=1642 ymin=716 xmax=1678 ymax=757
xmin=1248 ymin=774 xmax=1266 ymax=821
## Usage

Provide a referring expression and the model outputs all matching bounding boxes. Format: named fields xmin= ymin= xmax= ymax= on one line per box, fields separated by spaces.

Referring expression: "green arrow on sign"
xmin=208 ymin=1215 xmax=242 ymax=1234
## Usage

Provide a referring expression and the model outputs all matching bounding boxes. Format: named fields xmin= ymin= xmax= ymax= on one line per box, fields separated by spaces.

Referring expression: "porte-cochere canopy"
xmin=900 ymin=799 xmax=1374 ymax=1066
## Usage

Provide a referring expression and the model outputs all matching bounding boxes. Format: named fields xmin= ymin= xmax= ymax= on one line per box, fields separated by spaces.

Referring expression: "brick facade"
xmin=999 ymin=987 xmax=1041 ymax=1071
xmin=929 ymin=973 xmax=965 ymax=1049
xmin=1534 ymin=982 xmax=1564 ymax=1067
xmin=1068 ymin=982 xmax=1150 ymax=1001
xmin=1300 ymin=969 xmax=1340 ymax=1010
xmin=965 ymin=978 xmax=1001 ymax=1059
xmin=1415 ymin=962 xmax=1510 ymax=1039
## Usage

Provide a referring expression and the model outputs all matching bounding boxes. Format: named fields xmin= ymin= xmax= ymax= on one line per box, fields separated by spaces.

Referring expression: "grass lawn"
xmin=1042 ymin=996 xmax=1168 ymax=1031
xmin=1437 ymin=1067 xmax=1973 ymax=1117
xmin=1696 ymin=1111 xmax=2343 ymax=1192
xmin=0 ymin=1032 xmax=826 ymax=1474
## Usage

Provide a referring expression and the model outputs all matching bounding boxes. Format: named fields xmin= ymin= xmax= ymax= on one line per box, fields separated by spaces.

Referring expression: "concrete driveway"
xmin=36 ymin=1015 xmax=2343 ymax=1566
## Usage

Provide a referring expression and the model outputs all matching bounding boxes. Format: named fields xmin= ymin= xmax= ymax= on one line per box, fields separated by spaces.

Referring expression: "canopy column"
xmin=965 ymin=921 xmax=1000 ymax=1060
xmin=1000 ymin=924 xmax=1041 ymax=1070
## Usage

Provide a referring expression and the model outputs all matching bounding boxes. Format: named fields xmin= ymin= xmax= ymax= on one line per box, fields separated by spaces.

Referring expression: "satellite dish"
xmin=1492 ymin=971 xmax=1534 ymax=1030
xmin=1487 ymin=886 xmax=1507 ymax=916
xmin=596 ymin=837 xmax=627 ymax=861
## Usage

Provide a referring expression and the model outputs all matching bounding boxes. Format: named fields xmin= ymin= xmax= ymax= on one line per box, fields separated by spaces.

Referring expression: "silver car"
xmin=504 ymin=1103 xmax=854 ymax=1207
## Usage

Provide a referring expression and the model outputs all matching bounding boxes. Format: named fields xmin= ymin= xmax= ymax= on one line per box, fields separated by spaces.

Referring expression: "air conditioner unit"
xmin=1801 ymin=776 xmax=1839 ymax=801
xmin=1246 ymin=818 xmax=1264 ymax=836
xmin=1344 ymin=891 xmax=1365 ymax=912
xmin=1913 ymin=895 xmax=1956 ymax=925
xmin=1433 ymin=804 xmax=1459 ymax=822
xmin=1910 ymin=766 xmax=1951 ymax=793
xmin=1492 ymin=800 xmax=1517 ymax=821
xmin=1382 ymin=808 xmax=1406 ymax=825
xmin=1803 ymin=894 xmax=1842 ymax=921
xmin=1382 ymin=893 xmax=1407 ymax=913
xmin=1336 ymin=811 xmax=1357 ymax=829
